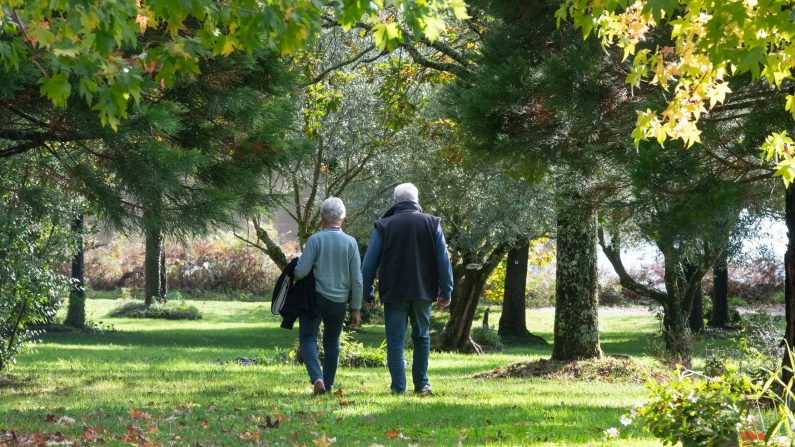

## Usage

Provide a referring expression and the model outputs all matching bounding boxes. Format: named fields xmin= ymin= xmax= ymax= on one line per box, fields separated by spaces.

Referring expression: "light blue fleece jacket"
xmin=294 ymin=227 xmax=364 ymax=310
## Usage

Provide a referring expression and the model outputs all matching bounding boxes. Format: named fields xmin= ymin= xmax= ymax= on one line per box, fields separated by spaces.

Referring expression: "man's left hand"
xmin=351 ymin=309 xmax=362 ymax=326
xmin=436 ymin=297 xmax=451 ymax=309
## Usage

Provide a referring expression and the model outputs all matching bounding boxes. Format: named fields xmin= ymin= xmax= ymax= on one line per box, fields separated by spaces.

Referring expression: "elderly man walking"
xmin=295 ymin=197 xmax=362 ymax=395
xmin=362 ymin=183 xmax=453 ymax=395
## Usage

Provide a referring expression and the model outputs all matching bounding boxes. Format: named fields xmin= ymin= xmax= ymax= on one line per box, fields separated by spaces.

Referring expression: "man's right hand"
xmin=436 ymin=297 xmax=451 ymax=309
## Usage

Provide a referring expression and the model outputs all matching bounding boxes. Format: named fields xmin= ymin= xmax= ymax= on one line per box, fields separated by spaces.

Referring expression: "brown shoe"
xmin=313 ymin=379 xmax=326 ymax=395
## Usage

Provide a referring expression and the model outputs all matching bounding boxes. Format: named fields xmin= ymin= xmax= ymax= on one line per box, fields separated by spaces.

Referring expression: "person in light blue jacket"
xmin=294 ymin=197 xmax=363 ymax=394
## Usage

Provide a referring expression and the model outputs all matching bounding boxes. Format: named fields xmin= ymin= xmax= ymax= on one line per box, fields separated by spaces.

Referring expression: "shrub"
xmin=471 ymin=326 xmax=503 ymax=350
xmin=0 ymin=170 xmax=73 ymax=372
xmin=84 ymin=233 xmax=280 ymax=297
xmin=622 ymin=368 xmax=760 ymax=446
xmin=108 ymin=301 xmax=202 ymax=320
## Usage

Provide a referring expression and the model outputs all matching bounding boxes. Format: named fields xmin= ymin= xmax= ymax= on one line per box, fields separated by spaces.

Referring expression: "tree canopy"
xmin=0 ymin=0 xmax=469 ymax=129
xmin=557 ymin=0 xmax=794 ymax=184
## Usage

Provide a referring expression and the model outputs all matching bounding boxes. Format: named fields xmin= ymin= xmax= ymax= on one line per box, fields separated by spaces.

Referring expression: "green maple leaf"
xmin=39 ymin=73 xmax=71 ymax=108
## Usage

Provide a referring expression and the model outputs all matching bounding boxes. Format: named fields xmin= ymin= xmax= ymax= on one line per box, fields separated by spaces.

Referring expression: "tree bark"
xmin=710 ymin=251 xmax=730 ymax=328
xmin=64 ymin=214 xmax=86 ymax=328
xmin=499 ymin=240 xmax=547 ymax=345
xmin=443 ymin=246 xmax=507 ymax=353
xmin=144 ymin=222 xmax=163 ymax=307
xmin=661 ymin=255 xmax=692 ymax=367
xmin=159 ymin=243 xmax=167 ymax=300
xmin=684 ymin=262 xmax=704 ymax=334
xmin=783 ymin=185 xmax=795 ymax=384
xmin=552 ymin=194 xmax=602 ymax=361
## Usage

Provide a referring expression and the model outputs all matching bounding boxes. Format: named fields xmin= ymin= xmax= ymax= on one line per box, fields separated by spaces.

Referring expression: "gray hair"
xmin=393 ymin=183 xmax=419 ymax=204
xmin=320 ymin=197 xmax=346 ymax=222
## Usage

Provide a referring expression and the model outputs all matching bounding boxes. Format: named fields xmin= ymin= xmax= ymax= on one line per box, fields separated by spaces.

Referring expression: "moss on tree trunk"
xmin=552 ymin=194 xmax=601 ymax=361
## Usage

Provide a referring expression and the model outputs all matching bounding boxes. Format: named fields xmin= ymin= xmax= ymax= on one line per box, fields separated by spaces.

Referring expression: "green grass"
xmin=0 ymin=300 xmax=688 ymax=446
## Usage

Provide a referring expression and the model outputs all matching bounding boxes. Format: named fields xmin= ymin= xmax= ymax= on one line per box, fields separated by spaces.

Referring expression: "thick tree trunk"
xmin=683 ymin=262 xmax=704 ymax=334
xmin=499 ymin=241 xmax=547 ymax=345
xmin=552 ymin=194 xmax=601 ymax=361
xmin=443 ymin=246 xmax=507 ymax=353
xmin=710 ymin=251 xmax=730 ymax=328
xmin=64 ymin=214 xmax=86 ymax=328
xmin=783 ymin=186 xmax=795 ymax=384
xmin=144 ymin=224 xmax=163 ymax=307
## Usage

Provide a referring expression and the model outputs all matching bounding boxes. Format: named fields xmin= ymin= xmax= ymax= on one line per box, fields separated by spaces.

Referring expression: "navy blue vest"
xmin=374 ymin=201 xmax=440 ymax=303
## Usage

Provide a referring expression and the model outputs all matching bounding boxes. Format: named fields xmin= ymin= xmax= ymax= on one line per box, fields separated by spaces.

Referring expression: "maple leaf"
xmin=136 ymin=14 xmax=149 ymax=34
xmin=45 ymin=414 xmax=56 ymax=423
xmin=313 ymin=432 xmax=336 ymax=446
xmin=385 ymin=428 xmax=400 ymax=439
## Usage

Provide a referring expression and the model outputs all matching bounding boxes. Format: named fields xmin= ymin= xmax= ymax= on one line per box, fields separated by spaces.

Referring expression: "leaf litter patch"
xmin=475 ymin=356 xmax=664 ymax=383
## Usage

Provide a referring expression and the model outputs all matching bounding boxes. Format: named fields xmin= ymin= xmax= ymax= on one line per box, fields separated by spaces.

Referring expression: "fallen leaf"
xmin=57 ymin=416 xmax=75 ymax=426
xmin=385 ymin=428 xmax=400 ymax=439
xmin=45 ymin=415 xmax=56 ymax=423
xmin=312 ymin=432 xmax=335 ymax=447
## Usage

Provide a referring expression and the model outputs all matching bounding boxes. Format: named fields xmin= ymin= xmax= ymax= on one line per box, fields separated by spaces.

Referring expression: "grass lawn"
xmin=0 ymin=299 xmax=688 ymax=446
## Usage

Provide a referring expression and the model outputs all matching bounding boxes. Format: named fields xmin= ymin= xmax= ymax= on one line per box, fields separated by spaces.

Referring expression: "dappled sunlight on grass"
xmin=1 ymin=299 xmax=668 ymax=446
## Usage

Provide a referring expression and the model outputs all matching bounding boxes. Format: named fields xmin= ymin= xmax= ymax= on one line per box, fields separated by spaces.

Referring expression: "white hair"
xmin=320 ymin=197 xmax=346 ymax=222
xmin=393 ymin=183 xmax=419 ymax=204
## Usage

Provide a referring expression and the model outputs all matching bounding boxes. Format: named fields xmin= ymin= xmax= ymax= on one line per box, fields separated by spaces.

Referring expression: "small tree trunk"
xmin=64 ymin=214 xmax=86 ymax=328
xmin=443 ymin=246 xmax=507 ymax=353
xmin=499 ymin=241 xmax=547 ymax=345
xmin=683 ymin=262 xmax=704 ymax=334
xmin=159 ymin=243 xmax=167 ymax=300
xmin=662 ymin=257 xmax=692 ymax=367
xmin=144 ymin=224 xmax=163 ymax=307
xmin=552 ymin=194 xmax=601 ymax=361
xmin=710 ymin=251 xmax=730 ymax=328
xmin=782 ymin=185 xmax=795 ymax=384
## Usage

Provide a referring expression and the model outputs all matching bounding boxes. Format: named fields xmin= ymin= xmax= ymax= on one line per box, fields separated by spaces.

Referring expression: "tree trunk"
xmin=552 ymin=194 xmax=601 ymax=361
xmin=662 ymin=256 xmax=692 ymax=367
xmin=710 ymin=251 xmax=730 ymax=328
xmin=159 ymin=243 xmax=167 ymax=300
xmin=499 ymin=241 xmax=547 ymax=345
xmin=443 ymin=246 xmax=507 ymax=353
xmin=64 ymin=214 xmax=86 ymax=328
xmin=783 ymin=185 xmax=795 ymax=384
xmin=144 ymin=223 xmax=163 ymax=307
xmin=683 ymin=262 xmax=704 ymax=334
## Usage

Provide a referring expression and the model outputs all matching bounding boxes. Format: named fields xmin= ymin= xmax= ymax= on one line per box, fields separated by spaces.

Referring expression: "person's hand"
xmin=436 ymin=297 xmax=451 ymax=309
xmin=351 ymin=309 xmax=362 ymax=326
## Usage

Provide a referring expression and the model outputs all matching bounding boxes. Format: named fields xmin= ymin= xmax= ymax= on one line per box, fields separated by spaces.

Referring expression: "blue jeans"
xmin=299 ymin=295 xmax=347 ymax=389
xmin=384 ymin=300 xmax=432 ymax=393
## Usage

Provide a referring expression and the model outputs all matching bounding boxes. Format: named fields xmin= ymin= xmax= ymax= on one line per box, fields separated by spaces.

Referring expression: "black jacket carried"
xmin=374 ymin=201 xmax=440 ymax=303
xmin=272 ymin=258 xmax=317 ymax=330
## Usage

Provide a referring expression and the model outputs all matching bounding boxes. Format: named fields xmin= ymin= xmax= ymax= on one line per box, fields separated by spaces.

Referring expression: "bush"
xmin=621 ymin=368 xmax=760 ymax=446
xmin=84 ymin=233 xmax=280 ymax=297
xmin=471 ymin=326 xmax=503 ymax=350
xmin=0 ymin=167 xmax=73 ymax=372
xmin=108 ymin=301 xmax=202 ymax=320
xmin=293 ymin=330 xmax=386 ymax=368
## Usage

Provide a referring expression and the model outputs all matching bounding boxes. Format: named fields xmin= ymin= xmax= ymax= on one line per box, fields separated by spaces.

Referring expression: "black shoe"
xmin=414 ymin=385 xmax=432 ymax=396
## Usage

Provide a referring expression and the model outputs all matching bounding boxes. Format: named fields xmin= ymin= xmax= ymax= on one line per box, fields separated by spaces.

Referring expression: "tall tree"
xmin=499 ymin=240 xmax=546 ymax=344
xmin=562 ymin=0 xmax=795 ymax=374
